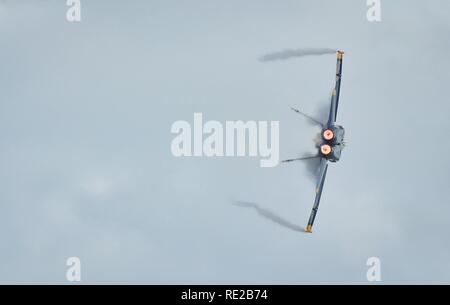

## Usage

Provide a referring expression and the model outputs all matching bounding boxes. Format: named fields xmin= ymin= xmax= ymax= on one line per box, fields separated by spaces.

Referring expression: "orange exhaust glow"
xmin=320 ymin=144 xmax=332 ymax=155
xmin=323 ymin=129 xmax=334 ymax=141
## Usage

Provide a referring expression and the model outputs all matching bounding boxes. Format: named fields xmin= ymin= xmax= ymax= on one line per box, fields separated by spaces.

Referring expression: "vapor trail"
xmin=259 ymin=48 xmax=336 ymax=62
xmin=233 ymin=200 xmax=305 ymax=233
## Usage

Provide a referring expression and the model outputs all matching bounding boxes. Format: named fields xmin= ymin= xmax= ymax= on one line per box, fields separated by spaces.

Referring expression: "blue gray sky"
xmin=1 ymin=0 xmax=450 ymax=284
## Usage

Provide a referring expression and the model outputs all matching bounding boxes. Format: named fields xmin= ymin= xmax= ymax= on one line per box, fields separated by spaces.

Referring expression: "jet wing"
xmin=305 ymin=157 xmax=329 ymax=233
xmin=327 ymin=51 xmax=344 ymax=125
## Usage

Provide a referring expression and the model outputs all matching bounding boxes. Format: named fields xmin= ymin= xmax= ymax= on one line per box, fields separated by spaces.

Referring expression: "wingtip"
xmin=305 ymin=225 xmax=313 ymax=233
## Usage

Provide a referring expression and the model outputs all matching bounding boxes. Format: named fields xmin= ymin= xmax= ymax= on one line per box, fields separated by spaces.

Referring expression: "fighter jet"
xmin=282 ymin=51 xmax=346 ymax=233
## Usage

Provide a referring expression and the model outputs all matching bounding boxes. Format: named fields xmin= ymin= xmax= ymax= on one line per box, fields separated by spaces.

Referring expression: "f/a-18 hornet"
xmin=282 ymin=50 xmax=346 ymax=233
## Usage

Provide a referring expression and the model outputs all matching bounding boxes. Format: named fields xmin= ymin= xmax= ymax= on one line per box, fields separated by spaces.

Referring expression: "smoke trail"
xmin=233 ymin=200 xmax=305 ymax=233
xmin=259 ymin=48 xmax=336 ymax=62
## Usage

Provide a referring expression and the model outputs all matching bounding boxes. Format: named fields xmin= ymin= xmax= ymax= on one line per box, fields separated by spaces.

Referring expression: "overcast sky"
xmin=1 ymin=0 xmax=450 ymax=284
